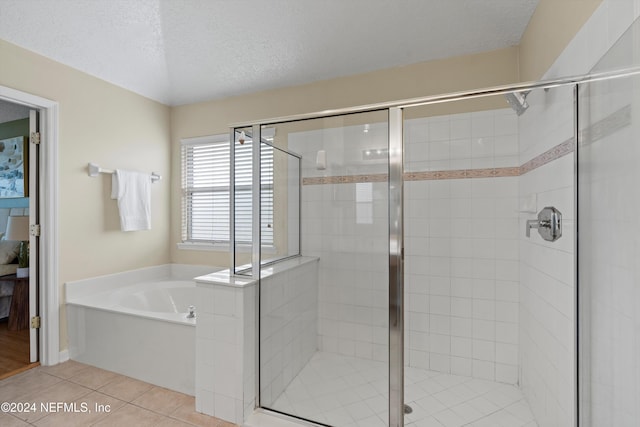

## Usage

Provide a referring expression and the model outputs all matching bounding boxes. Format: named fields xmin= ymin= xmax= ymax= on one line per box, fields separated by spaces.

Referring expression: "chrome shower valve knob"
xmin=526 ymin=206 xmax=562 ymax=242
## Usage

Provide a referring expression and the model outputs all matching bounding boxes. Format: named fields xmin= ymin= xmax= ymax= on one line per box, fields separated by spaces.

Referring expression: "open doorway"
xmin=0 ymin=98 xmax=38 ymax=379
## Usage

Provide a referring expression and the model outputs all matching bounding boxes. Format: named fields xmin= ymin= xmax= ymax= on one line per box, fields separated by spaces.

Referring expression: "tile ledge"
xmin=195 ymin=256 xmax=319 ymax=288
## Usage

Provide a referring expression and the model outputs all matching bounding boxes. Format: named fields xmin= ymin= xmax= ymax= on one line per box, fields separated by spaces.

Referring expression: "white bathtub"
xmin=110 ymin=280 xmax=198 ymax=324
xmin=66 ymin=264 xmax=222 ymax=395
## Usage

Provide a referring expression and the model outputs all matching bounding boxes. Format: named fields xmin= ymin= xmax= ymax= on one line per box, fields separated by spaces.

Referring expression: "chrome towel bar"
xmin=87 ymin=162 xmax=161 ymax=183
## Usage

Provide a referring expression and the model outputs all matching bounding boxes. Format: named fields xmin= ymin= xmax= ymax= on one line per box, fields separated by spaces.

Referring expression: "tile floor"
xmin=0 ymin=360 xmax=237 ymax=427
xmin=1 ymin=356 xmax=538 ymax=427
xmin=269 ymin=352 xmax=538 ymax=427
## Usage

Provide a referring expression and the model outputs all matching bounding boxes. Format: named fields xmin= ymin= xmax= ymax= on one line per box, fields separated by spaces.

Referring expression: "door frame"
xmin=0 ymin=85 xmax=59 ymax=366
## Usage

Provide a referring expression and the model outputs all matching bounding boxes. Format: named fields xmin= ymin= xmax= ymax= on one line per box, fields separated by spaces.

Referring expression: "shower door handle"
xmin=526 ymin=206 xmax=562 ymax=242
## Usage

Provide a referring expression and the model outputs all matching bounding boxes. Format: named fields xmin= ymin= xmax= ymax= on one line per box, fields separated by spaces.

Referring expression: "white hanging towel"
xmin=111 ymin=169 xmax=151 ymax=231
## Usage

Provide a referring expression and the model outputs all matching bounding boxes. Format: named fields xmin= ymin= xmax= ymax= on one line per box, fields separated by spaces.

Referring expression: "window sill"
xmin=177 ymin=242 xmax=277 ymax=253
xmin=177 ymin=242 xmax=231 ymax=252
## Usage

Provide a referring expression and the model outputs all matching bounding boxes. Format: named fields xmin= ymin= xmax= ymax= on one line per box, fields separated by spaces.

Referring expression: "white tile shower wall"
xmin=518 ymin=86 xmax=575 ymax=165
xmin=290 ymin=126 xmax=390 ymax=363
xmin=292 ymin=110 xmax=521 ymax=378
xmin=243 ymin=286 xmax=257 ymax=422
xmin=404 ymin=109 xmax=520 ymax=172
xmin=260 ymin=259 xmax=319 ymax=407
xmin=291 ymin=124 xmax=389 ymax=179
xmin=519 ymin=158 xmax=575 ymax=427
xmin=195 ymin=282 xmax=256 ymax=425
xmin=302 ymin=181 xmax=390 ymax=362
xmin=403 ymin=109 xmax=520 ymax=384
xmin=518 ymin=84 xmax=576 ymax=427
xmin=404 ymin=176 xmax=520 ymax=383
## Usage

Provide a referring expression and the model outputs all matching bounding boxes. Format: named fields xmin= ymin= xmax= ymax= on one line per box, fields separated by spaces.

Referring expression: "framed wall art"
xmin=0 ymin=136 xmax=28 ymax=198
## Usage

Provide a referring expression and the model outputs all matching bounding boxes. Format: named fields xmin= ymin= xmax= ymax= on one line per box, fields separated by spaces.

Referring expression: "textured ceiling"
xmin=0 ymin=0 xmax=539 ymax=106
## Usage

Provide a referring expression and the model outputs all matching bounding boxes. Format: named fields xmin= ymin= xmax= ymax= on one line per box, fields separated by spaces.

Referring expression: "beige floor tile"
xmin=132 ymin=386 xmax=193 ymax=415
xmin=67 ymin=366 xmax=122 ymax=390
xmin=170 ymin=400 xmax=236 ymax=427
xmin=0 ymin=412 xmax=30 ymax=426
xmin=38 ymin=360 xmax=91 ymax=380
xmin=34 ymin=391 xmax=126 ymax=427
xmin=216 ymin=420 xmax=239 ymax=427
xmin=0 ymin=370 xmax=62 ymax=402
xmin=0 ymin=363 xmax=239 ymax=427
xmin=11 ymin=380 xmax=92 ymax=423
xmin=92 ymin=403 xmax=165 ymax=427
xmin=98 ymin=375 xmax=154 ymax=402
xmin=156 ymin=417 xmax=196 ymax=426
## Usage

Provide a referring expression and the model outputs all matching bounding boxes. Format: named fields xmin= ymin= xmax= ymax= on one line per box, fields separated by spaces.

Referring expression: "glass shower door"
xmin=578 ymin=19 xmax=640 ymax=425
xmin=402 ymin=86 xmax=575 ymax=426
xmin=259 ymin=111 xmax=391 ymax=426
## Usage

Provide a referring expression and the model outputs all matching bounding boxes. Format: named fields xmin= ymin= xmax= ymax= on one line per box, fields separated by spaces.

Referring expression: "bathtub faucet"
xmin=187 ymin=305 xmax=196 ymax=319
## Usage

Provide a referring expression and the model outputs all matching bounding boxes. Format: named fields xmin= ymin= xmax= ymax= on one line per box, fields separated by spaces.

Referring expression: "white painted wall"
xmin=0 ymin=38 xmax=172 ymax=353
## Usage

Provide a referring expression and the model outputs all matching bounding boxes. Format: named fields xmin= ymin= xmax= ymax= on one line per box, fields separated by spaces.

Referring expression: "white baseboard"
xmin=58 ymin=349 xmax=69 ymax=363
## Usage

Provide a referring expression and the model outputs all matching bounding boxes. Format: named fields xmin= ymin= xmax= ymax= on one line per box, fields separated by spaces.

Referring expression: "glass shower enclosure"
xmin=228 ymin=36 xmax=640 ymax=425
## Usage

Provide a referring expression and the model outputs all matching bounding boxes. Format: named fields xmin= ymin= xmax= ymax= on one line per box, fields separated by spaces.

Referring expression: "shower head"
xmin=504 ymin=90 xmax=530 ymax=116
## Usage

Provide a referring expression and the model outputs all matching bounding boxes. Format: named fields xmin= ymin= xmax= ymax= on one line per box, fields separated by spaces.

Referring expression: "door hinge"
xmin=31 ymin=316 xmax=40 ymax=329
xmin=30 ymin=132 xmax=41 ymax=145
xmin=30 ymin=224 xmax=41 ymax=237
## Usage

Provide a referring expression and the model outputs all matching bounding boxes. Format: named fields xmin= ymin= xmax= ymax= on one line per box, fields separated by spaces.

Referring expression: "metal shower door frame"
xmin=388 ymin=107 xmax=404 ymax=427
xmin=228 ymin=64 xmax=640 ymax=427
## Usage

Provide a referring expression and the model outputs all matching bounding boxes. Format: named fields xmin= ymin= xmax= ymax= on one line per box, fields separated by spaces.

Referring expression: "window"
xmin=181 ymin=134 xmax=273 ymax=247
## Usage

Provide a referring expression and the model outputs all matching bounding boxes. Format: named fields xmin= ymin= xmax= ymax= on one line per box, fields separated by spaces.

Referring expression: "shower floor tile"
xmin=268 ymin=352 xmax=537 ymax=427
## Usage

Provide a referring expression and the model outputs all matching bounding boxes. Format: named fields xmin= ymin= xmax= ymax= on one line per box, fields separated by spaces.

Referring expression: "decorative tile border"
xmin=579 ymin=104 xmax=630 ymax=147
xmin=302 ymin=164 xmax=548 ymax=186
xmin=303 ymin=164 xmax=540 ymax=185
xmin=303 ymin=174 xmax=388 ymax=185
xmin=404 ymin=167 xmax=520 ymax=181
xmin=303 ymin=167 xmax=522 ymax=185
xmin=301 ymin=104 xmax=629 ymax=185
xmin=519 ymin=138 xmax=575 ymax=175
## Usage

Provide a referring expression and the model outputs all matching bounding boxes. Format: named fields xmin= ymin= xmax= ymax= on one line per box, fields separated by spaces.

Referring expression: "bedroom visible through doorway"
xmin=0 ymin=98 xmax=38 ymax=379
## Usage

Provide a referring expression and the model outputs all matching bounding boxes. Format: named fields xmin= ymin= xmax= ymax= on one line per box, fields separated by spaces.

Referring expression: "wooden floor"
xmin=0 ymin=319 xmax=34 ymax=379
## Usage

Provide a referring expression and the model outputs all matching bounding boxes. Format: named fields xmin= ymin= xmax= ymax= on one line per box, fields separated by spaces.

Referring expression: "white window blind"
xmin=181 ymin=135 xmax=273 ymax=245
